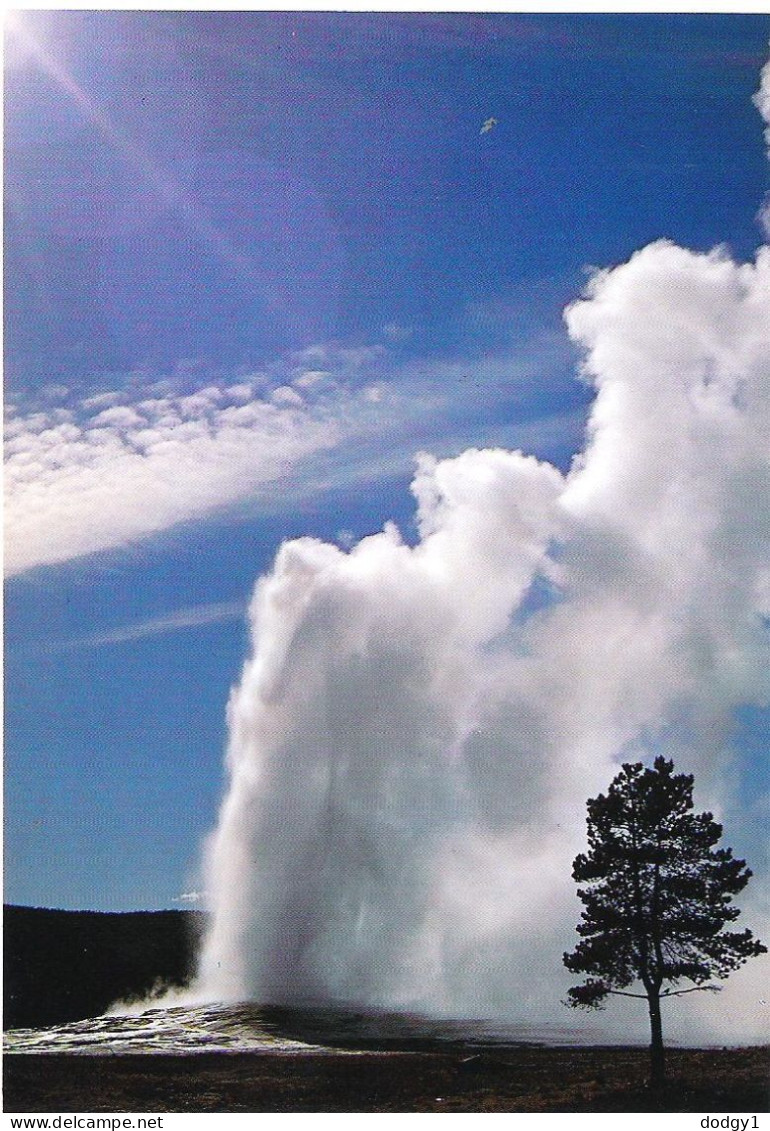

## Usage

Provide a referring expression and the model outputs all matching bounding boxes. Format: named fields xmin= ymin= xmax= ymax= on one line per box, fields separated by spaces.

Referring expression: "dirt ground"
xmin=4 ymin=1045 xmax=769 ymax=1113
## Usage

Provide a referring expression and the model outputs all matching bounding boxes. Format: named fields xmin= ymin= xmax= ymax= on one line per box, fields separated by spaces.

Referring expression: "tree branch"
xmin=661 ymin=985 xmax=721 ymax=998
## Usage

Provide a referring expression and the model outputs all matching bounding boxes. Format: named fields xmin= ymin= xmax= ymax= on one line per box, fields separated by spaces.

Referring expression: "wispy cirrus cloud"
xmin=5 ymin=371 xmax=381 ymax=578
xmin=5 ymin=328 xmax=577 ymax=578
xmin=51 ymin=600 xmax=247 ymax=651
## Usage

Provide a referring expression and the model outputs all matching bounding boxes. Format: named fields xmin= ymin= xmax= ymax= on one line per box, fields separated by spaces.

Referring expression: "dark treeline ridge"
xmin=3 ymin=905 xmax=205 ymax=1030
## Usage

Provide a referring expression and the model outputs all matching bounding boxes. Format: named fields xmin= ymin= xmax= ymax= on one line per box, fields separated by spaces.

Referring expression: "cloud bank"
xmin=194 ymin=238 xmax=770 ymax=1043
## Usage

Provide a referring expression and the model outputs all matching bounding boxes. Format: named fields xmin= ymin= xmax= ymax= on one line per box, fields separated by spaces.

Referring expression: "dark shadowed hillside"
xmin=3 ymin=906 xmax=205 ymax=1030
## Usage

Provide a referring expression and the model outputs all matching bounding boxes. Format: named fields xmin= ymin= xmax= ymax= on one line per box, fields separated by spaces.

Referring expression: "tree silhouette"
xmin=563 ymin=756 xmax=766 ymax=1085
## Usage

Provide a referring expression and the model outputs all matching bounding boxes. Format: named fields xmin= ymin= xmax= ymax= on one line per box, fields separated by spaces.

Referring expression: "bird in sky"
xmin=480 ymin=117 xmax=498 ymax=134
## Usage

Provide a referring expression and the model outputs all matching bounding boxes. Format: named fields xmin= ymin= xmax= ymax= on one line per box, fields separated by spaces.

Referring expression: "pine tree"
xmin=563 ymin=756 xmax=766 ymax=1085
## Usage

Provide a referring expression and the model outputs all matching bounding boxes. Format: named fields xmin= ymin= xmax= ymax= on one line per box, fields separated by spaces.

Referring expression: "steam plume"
xmin=193 ymin=84 xmax=770 ymax=1045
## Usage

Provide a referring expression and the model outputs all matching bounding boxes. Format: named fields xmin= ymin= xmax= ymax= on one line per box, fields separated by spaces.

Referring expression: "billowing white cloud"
xmin=194 ymin=239 xmax=770 ymax=1044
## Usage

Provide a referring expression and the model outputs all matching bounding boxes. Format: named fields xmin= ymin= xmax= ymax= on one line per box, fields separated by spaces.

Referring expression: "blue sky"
xmin=5 ymin=11 xmax=769 ymax=916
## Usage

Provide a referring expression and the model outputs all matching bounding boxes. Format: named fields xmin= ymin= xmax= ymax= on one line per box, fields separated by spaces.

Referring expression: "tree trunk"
xmin=647 ymin=989 xmax=666 ymax=1087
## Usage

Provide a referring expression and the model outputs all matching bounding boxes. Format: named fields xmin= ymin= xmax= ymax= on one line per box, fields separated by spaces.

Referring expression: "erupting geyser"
xmin=192 ymin=64 xmax=770 ymax=1038
xmin=197 ymin=445 xmax=566 ymax=1008
xmin=193 ymin=245 xmax=770 ymax=1036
